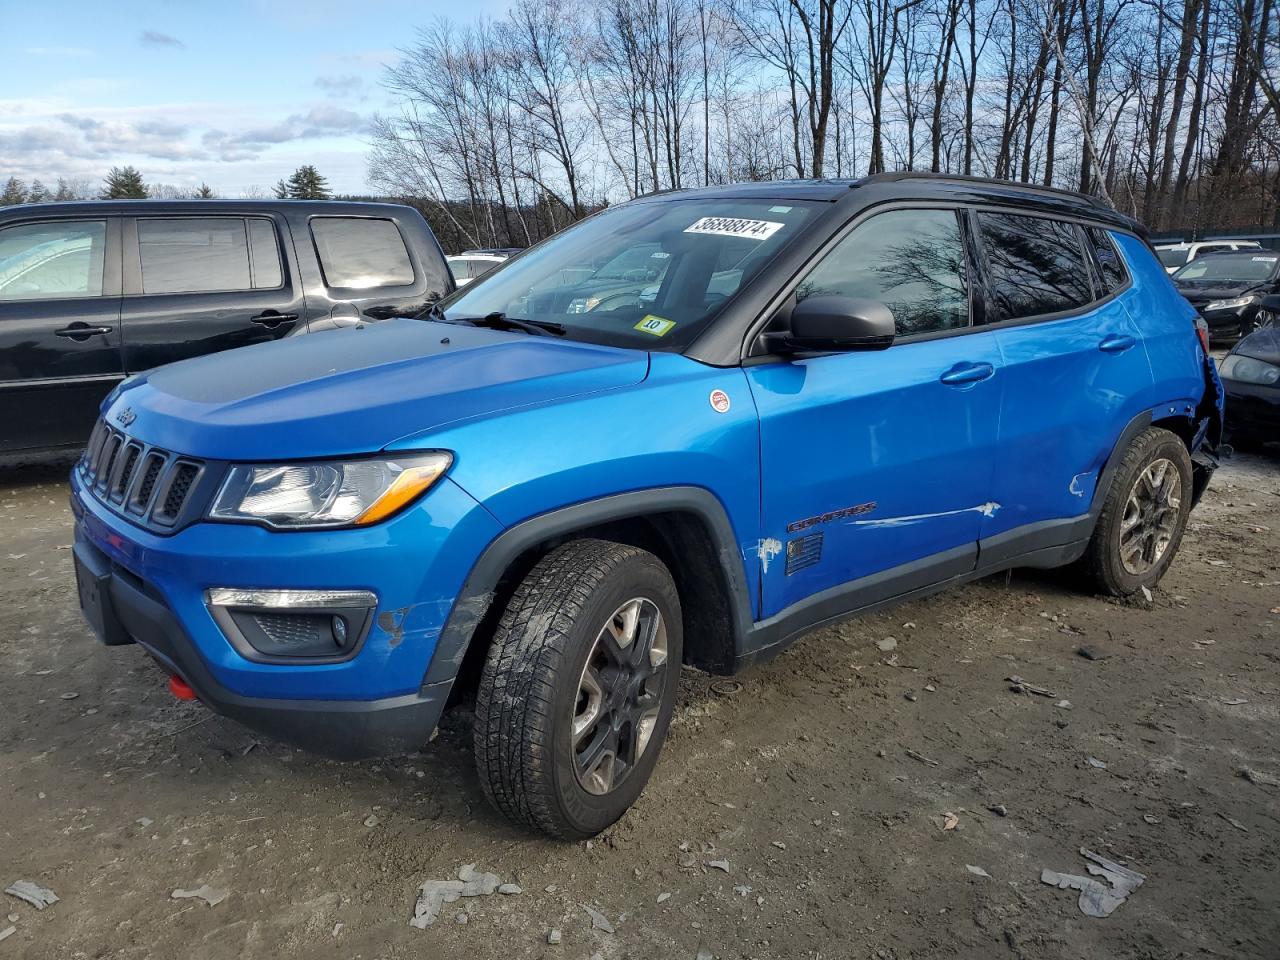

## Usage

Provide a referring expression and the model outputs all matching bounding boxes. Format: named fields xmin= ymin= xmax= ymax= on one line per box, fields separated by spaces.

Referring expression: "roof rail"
xmin=855 ymin=171 xmax=1111 ymax=210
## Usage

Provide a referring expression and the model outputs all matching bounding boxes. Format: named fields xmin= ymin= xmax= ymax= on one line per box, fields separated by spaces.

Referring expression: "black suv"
xmin=0 ymin=200 xmax=452 ymax=454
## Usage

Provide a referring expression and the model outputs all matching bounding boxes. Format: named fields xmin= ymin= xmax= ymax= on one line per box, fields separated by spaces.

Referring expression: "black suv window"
xmin=138 ymin=217 xmax=282 ymax=294
xmin=311 ymin=217 xmax=413 ymax=289
xmin=1086 ymin=226 xmax=1128 ymax=293
xmin=797 ymin=208 xmax=969 ymax=336
xmin=978 ymin=212 xmax=1093 ymax=321
xmin=0 ymin=220 xmax=106 ymax=301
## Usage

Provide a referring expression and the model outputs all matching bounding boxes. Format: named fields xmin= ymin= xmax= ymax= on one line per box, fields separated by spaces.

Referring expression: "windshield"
xmin=1173 ymin=253 xmax=1279 ymax=283
xmin=1157 ymin=247 xmax=1188 ymax=268
xmin=437 ymin=198 xmax=818 ymax=350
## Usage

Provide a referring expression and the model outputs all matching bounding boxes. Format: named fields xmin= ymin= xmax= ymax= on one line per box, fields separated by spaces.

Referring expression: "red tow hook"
xmin=168 ymin=674 xmax=198 ymax=702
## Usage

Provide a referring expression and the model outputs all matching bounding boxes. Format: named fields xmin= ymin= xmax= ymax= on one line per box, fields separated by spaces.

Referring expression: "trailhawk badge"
xmin=709 ymin=389 xmax=731 ymax=414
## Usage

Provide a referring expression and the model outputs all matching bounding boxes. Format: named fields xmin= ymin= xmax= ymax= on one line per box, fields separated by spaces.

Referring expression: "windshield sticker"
xmin=635 ymin=315 xmax=676 ymax=337
xmin=769 ymin=205 xmax=793 ymax=213
xmin=685 ymin=217 xmax=784 ymax=241
xmin=1251 ymin=256 xmax=1277 ymax=262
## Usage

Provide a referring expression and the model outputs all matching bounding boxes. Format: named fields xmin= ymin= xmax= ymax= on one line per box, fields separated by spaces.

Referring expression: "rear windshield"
xmin=1157 ymin=248 xmax=1188 ymax=268
xmin=1173 ymin=254 xmax=1279 ymax=283
xmin=437 ymin=198 xmax=818 ymax=351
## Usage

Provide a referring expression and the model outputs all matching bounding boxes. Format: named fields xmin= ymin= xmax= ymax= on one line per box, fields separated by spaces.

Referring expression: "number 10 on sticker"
xmin=635 ymin=315 xmax=676 ymax=337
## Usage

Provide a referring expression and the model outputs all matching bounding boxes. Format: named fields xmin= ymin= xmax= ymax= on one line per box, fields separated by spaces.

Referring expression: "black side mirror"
xmin=1260 ymin=293 xmax=1280 ymax=311
xmin=772 ymin=296 xmax=896 ymax=353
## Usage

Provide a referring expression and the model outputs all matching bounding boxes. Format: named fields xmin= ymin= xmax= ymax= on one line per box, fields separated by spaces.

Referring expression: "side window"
xmin=311 ymin=217 xmax=414 ymax=289
xmin=1086 ymin=226 xmax=1128 ymax=293
xmin=138 ymin=218 xmax=281 ymax=295
xmin=471 ymin=258 xmax=500 ymax=279
xmin=977 ymin=212 xmax=1093 ymax=321
xmin=0 ymin=220 xmax=106 ymax=301
xmin=797 ymin=208 xmax=969 ymax=336
xmin=246 ymin=218 xmax=283 ymax=289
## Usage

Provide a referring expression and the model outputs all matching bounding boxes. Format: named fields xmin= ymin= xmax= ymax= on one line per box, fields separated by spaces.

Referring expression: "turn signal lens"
xmin=354 ymin=459 xmax=453 ymax=526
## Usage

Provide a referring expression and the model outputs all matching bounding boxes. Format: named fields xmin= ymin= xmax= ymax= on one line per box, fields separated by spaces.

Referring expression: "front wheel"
xmin=1247 ymin=308 xmax=1278 ymax=335
xmin=473 ymin=539 xmax=682 ymax=839
xmin=1080 ymin=426 xmax=1193 ymax=596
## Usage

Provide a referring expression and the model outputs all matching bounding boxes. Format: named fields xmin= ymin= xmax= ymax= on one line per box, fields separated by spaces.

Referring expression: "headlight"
xmin=1219 ymin=354 xmax=1280 ymax=385
xmin=209 ymin=452 xmax=452 ymax=529
xmin=1205 ymin=295 xmax=1257 ymax=311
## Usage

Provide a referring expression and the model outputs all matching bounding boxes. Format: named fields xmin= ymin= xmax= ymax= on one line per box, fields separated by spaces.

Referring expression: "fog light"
xmin=205 ymin=587 xmax=376 ymax=662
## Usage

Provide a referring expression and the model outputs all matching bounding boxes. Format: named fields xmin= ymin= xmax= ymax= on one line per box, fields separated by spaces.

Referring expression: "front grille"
xmin=79 ymin=418 xmax=208 ymax=532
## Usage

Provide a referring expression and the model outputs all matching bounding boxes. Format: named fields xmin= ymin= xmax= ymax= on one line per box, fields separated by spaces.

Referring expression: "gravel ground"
xmin=1 ymin=447 xmax=1277 ymax=959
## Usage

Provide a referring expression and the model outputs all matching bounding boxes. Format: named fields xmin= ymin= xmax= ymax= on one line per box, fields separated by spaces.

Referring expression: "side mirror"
xmin=1260 ymin=293 xmax=1280 ymax=311
xmin=774 ymin=296 xmax=896 ymax=353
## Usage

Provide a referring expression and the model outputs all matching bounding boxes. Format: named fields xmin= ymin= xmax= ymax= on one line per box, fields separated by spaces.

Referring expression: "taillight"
xmin=1194 ymin=317 xmax=1210 ymax=355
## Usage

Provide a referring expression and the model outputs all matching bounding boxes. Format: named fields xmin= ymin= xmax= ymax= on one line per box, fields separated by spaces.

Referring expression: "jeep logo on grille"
xmin=114 ymin=407 xmax=136 ymax=427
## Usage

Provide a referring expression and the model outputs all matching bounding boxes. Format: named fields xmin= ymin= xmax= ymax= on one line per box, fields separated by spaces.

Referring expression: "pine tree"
xmin=284 ymin=165 xmax=332 ymax=200
xmin=27 ymin=179 xmax=50 ymax=203
xmin=273 ymin=178 xmax=290 ymax=199
xmin=196 ymin=183 xmax=215 ymax=199
xmin=1 ymin=177 xmax=28 ymax=206
xmin=53 ymin=178 xmax=76 ymax=201
xmin=101 ymin=166 xmax=148 ymax=199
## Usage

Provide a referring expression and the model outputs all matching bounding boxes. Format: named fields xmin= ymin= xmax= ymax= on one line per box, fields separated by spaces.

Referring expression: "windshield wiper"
xmin=445 ymin=311 xmax=567 ymax=337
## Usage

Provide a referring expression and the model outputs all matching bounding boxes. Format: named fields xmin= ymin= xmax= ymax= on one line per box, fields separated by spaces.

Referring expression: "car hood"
xmin=1175 ymin=279 xmax=1265 ymax=301
xmin=110 ymin=318 xmax=650 ymax=460
xmin=1232 ymin=326 xmax=1280 ymax=365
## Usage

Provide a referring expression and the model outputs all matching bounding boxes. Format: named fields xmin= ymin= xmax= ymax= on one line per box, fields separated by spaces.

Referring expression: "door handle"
xmin=250 ymin=311 xmax=299 ymax=328
xmin=939 ymin=361 xmax=995 ymax=386
xmin=55 ymin=324 xmax=112 ymax=340
xmin=1099 ymin=334 xmax=1136 ymax=353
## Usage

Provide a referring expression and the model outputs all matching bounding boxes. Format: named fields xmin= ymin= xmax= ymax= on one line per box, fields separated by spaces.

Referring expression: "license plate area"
xmin=74 ymin=542 xmax=133 ymax=646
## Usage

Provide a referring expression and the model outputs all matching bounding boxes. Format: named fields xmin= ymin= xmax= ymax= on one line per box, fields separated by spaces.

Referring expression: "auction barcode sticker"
xmin=685 ymin=217 xmax=784 ymax=241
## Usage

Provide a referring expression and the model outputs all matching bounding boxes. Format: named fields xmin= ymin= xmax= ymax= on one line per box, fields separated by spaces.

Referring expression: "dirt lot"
xmin=1 ymin=448 xmax=1278 ymax=960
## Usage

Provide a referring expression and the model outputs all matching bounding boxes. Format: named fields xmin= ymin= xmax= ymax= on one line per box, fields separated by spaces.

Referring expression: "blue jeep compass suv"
xmin=72 ymin=175 xmax=1223 ymax=838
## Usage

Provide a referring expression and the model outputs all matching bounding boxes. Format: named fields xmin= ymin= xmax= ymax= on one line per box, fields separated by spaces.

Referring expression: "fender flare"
xmin=421 ymin=486 xmax=755 ymax=688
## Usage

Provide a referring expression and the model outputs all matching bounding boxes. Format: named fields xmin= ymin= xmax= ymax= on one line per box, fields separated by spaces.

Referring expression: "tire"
xmin=1247 ymin=309 xmax=1277 ymax=335
xmin=1081 ymin=426 xmax=1194 ymax=596
xmin=473 ymin=539 xmax=683 ymax=839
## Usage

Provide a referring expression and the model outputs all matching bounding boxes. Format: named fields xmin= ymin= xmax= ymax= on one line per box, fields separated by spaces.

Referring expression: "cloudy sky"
xmin=0 ymin=0 xmax=498 ymax=196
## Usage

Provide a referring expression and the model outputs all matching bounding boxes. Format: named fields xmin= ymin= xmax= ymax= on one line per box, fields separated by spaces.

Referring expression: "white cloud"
xmin=139 ymin=31 xmax=185 ymax=49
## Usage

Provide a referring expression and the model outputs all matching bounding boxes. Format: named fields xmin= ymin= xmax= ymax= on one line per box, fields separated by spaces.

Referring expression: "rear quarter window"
xmin=311 ymin=217 xmax=414 ymax=290
xmin=1086 ymin=227 xmax=1129 ymax=294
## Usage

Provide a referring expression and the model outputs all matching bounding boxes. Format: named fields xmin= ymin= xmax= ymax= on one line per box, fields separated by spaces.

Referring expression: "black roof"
xmin=636 ymin=172 xmax=1140 ymax=234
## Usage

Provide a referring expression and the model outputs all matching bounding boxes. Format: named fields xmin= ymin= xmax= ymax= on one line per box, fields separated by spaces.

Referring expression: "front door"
xmin=746 ymin=207 xmax=1002 ymax=620
xmin=0 ymin=217 xmax=124 ymax=452
xmin=121 ymin=215 xmax=305 ymax=373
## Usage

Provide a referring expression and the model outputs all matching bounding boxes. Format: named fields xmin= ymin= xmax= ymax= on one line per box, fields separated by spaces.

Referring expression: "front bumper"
xmin=70 ymin=468 xmax=503 ymax=759
xmin=1223 ymin=378 xmax=1280 ymax=438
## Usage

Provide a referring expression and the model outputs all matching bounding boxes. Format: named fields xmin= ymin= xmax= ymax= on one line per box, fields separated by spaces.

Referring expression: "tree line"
xmin=368 ymin=0 xmax=1280 ymax=250
xmin=0 ymin=165 xmax=334 ymax=205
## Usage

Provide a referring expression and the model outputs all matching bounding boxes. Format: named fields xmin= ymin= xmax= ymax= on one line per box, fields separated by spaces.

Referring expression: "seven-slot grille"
xmin=80 ymin=418 xmax=206 ymax=529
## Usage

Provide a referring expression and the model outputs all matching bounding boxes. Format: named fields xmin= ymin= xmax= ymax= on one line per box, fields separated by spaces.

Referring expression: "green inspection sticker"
xmin=635 ymin=315 xmax=676 ymax=337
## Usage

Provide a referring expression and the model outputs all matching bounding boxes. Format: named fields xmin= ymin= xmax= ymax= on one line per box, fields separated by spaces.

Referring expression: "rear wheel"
xmin=473 ymin=539 xmax=682 ymax=839
xmin=1081 ymin=427 xmax=1193 ymax=596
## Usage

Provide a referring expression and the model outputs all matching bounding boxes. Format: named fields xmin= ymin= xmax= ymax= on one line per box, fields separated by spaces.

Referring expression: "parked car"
xmin=71 ymin=174 xmax=1222 ymax=839
xmin=1155 ymin=238 xmax=1262 ymax=274
xmin=0 ymin=200 xmax=452 ymax=454
xmin=1220 ymin=323 xmax=1279 ymax=450
xmin=1171 ymin=249 xmax=1280 ymax=339
xmin=447 ymin=253 xmax=506 ymax=287
xmin=460 ymin=247 xmax=523 ymax=258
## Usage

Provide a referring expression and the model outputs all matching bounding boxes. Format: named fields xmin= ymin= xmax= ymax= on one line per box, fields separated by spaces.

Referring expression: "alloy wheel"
xmin=1118 ymin=458 xmax=1182 ymax=576
xmin=571 ymin=597 xmax=669 ymax=796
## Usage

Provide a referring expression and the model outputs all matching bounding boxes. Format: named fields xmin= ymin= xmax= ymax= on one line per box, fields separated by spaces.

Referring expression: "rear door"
xmin=975 ymin=210 xmax=1153 ymax=548
xmin=0 ymin=216 xmax=123 ymax=452
xmin=121 ymin=214 xmax=305 ymax=373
